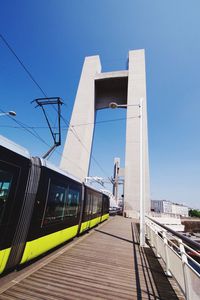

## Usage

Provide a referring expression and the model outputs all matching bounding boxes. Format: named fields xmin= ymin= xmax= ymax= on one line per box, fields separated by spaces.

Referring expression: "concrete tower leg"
xmin=60 ymin=56 xmax=101 ymax=180
xmin=60 ymin=50 xmax=150 ymax=218
xmin=124 ymin=50 xmax=150 ymax=218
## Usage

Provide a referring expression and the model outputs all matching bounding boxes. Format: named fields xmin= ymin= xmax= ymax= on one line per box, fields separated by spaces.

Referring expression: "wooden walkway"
xmin=0 ymin=216 xmax=184 ymax=300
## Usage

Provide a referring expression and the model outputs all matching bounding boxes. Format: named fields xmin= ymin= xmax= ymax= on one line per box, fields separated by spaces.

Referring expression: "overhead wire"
xmin=0 ymin=107 xmax=86 ymax=173
xmin=0 ymin=33 xmax=113 ymax=182
xmin=0 ymin=115 xmax=138 ymax=129
xmin=0 ymin=33 xmax=48 ymax=98
xmin=1 ymin=116 xmax=134 ymax=129
xmin=0 ymin=108 xmax=49 ymax=146
xmin=57 ymin=112 xmax=114 ymax=183
xmin=71 ymin=115 xmax=138 ymax=127
xmin=59 ymin=114 xmax=112 ymax=183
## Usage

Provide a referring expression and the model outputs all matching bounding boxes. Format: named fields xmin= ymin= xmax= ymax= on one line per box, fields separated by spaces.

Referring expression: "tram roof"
xmin=40 ymin=158 xmax=82 ymax=184
xmin=84 ymin=183 xmax=110 ymax=196
xmin=0 ymin=135 xmax=30 ymax=159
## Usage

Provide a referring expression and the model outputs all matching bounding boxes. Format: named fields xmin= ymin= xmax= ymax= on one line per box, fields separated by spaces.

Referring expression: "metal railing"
xmin=149 ymin=212 xmax=182 ymax=219
xmin=145 ymin=216 xmax=200 ymax=300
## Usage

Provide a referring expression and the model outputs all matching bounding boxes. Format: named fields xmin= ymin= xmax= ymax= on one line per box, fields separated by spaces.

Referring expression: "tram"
xmin=0 ymin=135 xmax=109 ymax=274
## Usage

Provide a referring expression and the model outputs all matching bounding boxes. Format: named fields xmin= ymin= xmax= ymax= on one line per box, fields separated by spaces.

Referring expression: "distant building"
xmin=171 ymin=203 xmax=189 ymax=217
xmin=151 ymin=200 xmax=188 ymax=217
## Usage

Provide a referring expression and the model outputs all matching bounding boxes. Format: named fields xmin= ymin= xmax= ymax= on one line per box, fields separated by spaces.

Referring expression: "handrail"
xmin=145 ymin=215 xmax=200 ymax=299
xmin=146 ymin=215 xmax=200 ymax=250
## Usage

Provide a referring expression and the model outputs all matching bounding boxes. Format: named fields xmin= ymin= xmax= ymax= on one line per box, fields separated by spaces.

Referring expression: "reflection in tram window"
xmin=0 ymin=170 xmax=13 ymax=224
xmin=84 ymin=192 xmax=92 ymax=219
xmin=97 ymin=196 xmax=102 ymax=213
xmin=43 ymin=183 xmax=80 ymax=225
xmin=65 ymin=188 xmax=80 ymax=217
xmin=92 ymin=195 xmax=102 ymax=215
xmin=92 ymin=195 xmax=98 ymax=215
xmin=43 ymin=183 xmax=67 ymax=225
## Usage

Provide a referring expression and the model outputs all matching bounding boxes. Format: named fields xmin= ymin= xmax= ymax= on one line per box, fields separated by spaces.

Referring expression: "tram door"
xmin=85 ymin=191 xmax=93 ymax=230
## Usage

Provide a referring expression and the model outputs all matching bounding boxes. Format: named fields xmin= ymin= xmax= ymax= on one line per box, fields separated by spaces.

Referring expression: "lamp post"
xmin=139 ymin=98 xmax=145 ymax=246
xmin=109 ymin=100 xmax=145 ymax=247
xmin=0 ymin=111 xmax=16 ymax=117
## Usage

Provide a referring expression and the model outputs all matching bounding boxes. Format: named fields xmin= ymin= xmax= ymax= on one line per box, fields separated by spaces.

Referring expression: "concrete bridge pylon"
xmin=60 ymin=49 xmax=150 ymax=217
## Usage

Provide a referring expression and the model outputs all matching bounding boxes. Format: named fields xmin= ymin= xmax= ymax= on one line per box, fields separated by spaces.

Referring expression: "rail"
xmin=145 ymin=216 xmax=200 ymax=300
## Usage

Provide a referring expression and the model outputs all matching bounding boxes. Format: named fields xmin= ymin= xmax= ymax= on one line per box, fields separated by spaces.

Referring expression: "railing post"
xmin=149 ymin=222 xmax=154 ymax=247
xmin=145 ymin=215 xmax=200 ymax=298
xmin=179 ymin=238 xmax=189 ymax=300
xmin=162 ymin=231 xmax=172 ymax=277
xmin=145 ymin=222 xmax=149 ymax=240
xmin=154 ymin=228 xmax=161 ymax=258
xmin=146 ymin=222 xmax=151 ymax=241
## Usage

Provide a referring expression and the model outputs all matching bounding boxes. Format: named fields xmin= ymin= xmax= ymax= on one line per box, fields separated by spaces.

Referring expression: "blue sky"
xmin=0 ymin=0 xmax=200 ymax=208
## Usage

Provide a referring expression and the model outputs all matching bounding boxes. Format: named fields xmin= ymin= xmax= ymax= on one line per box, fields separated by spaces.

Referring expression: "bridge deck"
xmin=0 ymin=216 xmax=184 ymax=299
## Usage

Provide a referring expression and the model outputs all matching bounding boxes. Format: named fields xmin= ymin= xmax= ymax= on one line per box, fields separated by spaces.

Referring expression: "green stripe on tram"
xmin=80 ymin=214 xmax=109 ymax=233
xmin=0 ymin=248 xmax=11 ymax=274
xmin=0 ymin=214 xmax=109 ymax=273
xmin=20 ymin=224 xmax=79 ymax=264
xmin=101 ymin=213 xmax=109 ymax=222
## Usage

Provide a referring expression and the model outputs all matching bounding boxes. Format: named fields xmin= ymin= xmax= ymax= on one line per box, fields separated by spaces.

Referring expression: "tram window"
xmin=102 ymin=195 xmax=109 ymax=214
xmin=0 ymin=170 xmax=13 ymax=224
xmin=105 ymin=196 xmax=109 ymax=213
xmin=97 ymin=196 xmax=102 ymax=213
xmin=64 ymin=188 xmax=80 ymax=218
xmin=43 ymin=183 xmax=68 ymax=225
xmin=83 ymin=191 xmax=91 ymax=218
xmin=92 ymin=195 xmax=98 ymax=215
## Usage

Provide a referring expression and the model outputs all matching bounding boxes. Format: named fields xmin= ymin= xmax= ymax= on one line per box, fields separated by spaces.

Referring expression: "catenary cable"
xmin=0 ymin=33 xmax=118 ymax=182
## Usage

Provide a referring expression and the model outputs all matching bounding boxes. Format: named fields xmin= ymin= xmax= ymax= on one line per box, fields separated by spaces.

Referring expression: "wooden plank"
xmin=0 ymin=217 xmax=184 ymax=300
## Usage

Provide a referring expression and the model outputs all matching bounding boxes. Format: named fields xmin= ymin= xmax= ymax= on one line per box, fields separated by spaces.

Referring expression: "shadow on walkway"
xmin=94 ymin=219 xmax=182 ymax=300
xmin=132 ymin=222 xmax=180 ymax=300
xmin=94 ymin=228 xmax=133 ymax=244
